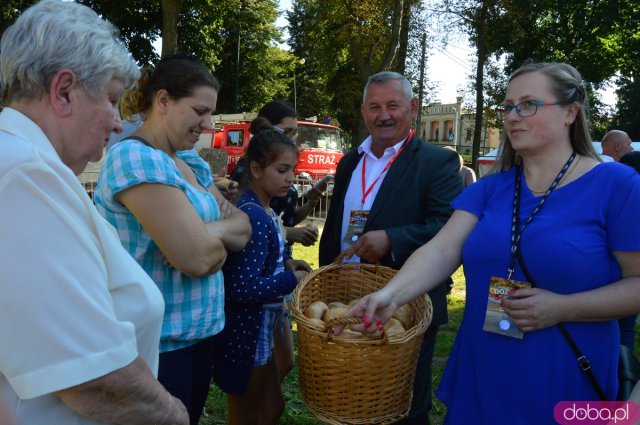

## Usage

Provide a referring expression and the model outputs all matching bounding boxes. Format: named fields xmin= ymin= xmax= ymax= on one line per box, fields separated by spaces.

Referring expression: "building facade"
xmin=417 ymin=96 xmax=500 ymax=156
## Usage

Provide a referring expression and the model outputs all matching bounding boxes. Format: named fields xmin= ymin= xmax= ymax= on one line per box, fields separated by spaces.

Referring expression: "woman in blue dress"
xmin=342 ymin=62 xmax=640 ymax=424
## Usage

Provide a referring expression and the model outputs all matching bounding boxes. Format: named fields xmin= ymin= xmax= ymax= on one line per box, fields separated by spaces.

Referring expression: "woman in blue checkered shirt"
xmin=94 ymin=54 xmax=251 ymax=425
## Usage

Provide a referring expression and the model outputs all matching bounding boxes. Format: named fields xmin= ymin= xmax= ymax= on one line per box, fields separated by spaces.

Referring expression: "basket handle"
xmin=333 ymin=250 xmax=382 ymax=268
xmin=325 ymin=316 xmax=389 ymax=345
xmin=333 ymin=250 xmax=352 ymax=264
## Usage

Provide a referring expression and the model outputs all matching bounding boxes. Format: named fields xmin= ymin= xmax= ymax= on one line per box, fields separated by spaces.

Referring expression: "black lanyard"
xmin=508 ymin=152 xmax=577 ymax=279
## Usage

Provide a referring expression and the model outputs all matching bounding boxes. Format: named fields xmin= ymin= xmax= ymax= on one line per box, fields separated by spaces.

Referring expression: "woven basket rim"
xmin=291 ymin=261 xmax=432 ymax=343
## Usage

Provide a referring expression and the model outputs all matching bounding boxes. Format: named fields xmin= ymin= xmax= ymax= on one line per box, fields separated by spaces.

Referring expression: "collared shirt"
xmin=0 ymin=108 xmax=164 ymax=424
xmin=95 ymin=140 xmax=224 ymax=352
xmin=340 ymin=135 xmax=408 ymax=261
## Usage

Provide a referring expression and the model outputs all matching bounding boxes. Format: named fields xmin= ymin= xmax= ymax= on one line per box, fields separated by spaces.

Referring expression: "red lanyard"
xmin=361 ymin=129 xmax=414 ymax=205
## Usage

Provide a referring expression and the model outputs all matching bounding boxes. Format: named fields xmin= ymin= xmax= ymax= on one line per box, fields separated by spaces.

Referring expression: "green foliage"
xmin=0 ymin=0 xmax=36 ymax=39
xmin=614 ymin=76 xmax=640 ymax=140
xmin=76 ymin=0 xmax=161 ymax=66
xmin=207 ymin=0 xmax=296 ymax=113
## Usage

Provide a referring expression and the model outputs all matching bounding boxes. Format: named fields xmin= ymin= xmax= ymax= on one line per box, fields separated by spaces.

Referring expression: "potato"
xmin=307 ymin=318 xmax=326 ymax=330
xmin=304 ymin=301 xmax=328 ymax=320
xmin=385 ymin=317 xmax=406 ymax=335
xmin=323 ymin=306 xmax=350 ymax=323
xmin=392 ymin=303 xmax=413 ymax=329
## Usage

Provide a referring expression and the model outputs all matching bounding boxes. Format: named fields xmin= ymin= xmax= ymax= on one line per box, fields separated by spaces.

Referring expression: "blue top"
xmin=94 ymin=140 xmax=224 ymax=352
xmin=437 ymin=162 xmax=640 ymax=425
xmin=213 ymin=188 xmax=298 ymax=395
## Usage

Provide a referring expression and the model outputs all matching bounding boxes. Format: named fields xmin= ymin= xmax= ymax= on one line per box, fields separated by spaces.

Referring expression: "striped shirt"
xmin=95 ymin=141 xmax=224 ymax=352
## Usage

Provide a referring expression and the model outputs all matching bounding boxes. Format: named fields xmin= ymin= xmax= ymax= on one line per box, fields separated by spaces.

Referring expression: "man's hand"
xmin=343 ymin=230 xmax=391 ymax=263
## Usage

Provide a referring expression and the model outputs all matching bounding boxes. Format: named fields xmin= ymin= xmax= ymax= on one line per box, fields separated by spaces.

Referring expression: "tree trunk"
xmin=393 ymin=0 xmax=413 ymax=74
xmin=161 ymin=0 xmax=183 ymax=56
xmin=471 ymin=5 xmax=488 ymax=171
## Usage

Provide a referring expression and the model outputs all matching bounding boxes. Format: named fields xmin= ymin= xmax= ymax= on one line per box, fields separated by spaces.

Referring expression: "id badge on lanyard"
xmin=482 ymin=152 xmax=576 ymax=340
xmin=343 ymin=209 xmax=368 ymax=244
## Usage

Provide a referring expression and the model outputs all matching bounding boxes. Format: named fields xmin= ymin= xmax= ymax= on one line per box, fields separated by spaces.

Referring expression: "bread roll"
xmin=323 ymin=306 xmax=349 ymax=323
xmin=304 ymin=301 xmax=328 ymax=320
xmin=334 ymin=327 xmax=364 ymax=340
xmin=307 ymin=318 xmax=326 ymax=330
xmin=327 ymin=301 xmax=347 ymax=309
xmin=385 ymin=317 xmax=405 ymax=335
xmin=392 ymin=303 xmax=413 ymax=329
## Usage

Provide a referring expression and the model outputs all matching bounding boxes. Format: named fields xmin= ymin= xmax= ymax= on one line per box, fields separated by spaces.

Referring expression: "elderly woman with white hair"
xmin=0 ymin=1 xmax=187 ymax=424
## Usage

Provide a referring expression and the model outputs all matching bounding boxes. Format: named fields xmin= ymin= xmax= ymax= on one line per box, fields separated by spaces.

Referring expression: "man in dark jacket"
xmin=319 ymin=71 xmax=463 ymax=424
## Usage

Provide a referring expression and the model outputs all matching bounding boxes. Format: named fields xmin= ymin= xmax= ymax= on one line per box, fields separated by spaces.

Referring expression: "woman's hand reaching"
xmin=334 ymin=291 xmax=398 ymax=337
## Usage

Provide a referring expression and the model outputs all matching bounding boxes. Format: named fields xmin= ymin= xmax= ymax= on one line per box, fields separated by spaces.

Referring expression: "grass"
xmin=200 ymin=227 xmax=467 ymax=424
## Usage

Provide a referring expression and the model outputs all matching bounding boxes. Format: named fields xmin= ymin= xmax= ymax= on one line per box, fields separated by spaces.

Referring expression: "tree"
xmin=0 ymin=0 xmax=36 ymax=38
xmin=440 ymin=0 xmax=504 ymax=169
xmin=161 ymin=0 xmax=183 ymax=55
xmin=288 ymin=0 xmax=417 ymax=145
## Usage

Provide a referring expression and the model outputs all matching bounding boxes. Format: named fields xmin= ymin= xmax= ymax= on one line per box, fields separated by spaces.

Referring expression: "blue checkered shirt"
xmin=95 ymin=141 xmax=224 ymax=352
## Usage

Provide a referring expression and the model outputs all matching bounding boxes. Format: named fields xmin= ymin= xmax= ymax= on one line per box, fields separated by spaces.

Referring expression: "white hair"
xmin=363 ymin=71 xmax=414 ymax=103
xmin=0 ymin=0 xmax=139 ymax=103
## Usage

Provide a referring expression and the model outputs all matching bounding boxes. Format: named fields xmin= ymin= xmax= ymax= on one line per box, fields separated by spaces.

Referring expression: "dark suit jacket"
xmin=319 ymin=134 xmax=464 ymax=327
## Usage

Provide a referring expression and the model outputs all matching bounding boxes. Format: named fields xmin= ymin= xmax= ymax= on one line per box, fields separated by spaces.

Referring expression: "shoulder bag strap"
xmin=516 ymin=248 xmax=608 ymax=401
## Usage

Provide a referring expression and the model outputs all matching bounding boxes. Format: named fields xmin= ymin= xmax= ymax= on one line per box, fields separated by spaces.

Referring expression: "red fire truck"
xmin=197 ymin=114 xmax=344 ymax=180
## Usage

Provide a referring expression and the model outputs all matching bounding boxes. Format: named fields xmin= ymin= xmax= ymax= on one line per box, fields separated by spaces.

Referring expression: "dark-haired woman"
xmin=214 ymin=119 xmax=310 ymax=425
xmin=94 ymin=54 xmax=251 ymax=425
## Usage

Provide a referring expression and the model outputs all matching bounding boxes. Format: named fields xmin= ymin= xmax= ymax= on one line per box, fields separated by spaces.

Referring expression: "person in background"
xmin=342 ymin=62 xmax=640 ymax=424
xmin=319 ymin=71 xmax=463 ymax=425
xmin=620 ymin=150 xmax=640 ymax=172
xmin=444 ymin=146 xmax=477 ymax=188
xmin=214 ymin=119 xmax=311 ymax=425
xmin=618 ymin=149 xmax=640 ymax=351
xmin=599 ymin=130 xmax=636 ymax=350
xmin=0 ymin=1 xmax=187 ymax=424
xmin=601 ymin=129 xmax=633 ymax=162
xmin=94 ymin=54 xmax=251 ymax=425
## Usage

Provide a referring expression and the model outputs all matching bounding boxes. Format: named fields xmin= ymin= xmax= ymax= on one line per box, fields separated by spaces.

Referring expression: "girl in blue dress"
xmin=214 ymin=118 xmax=311 ymax=425
xmin=341 ymin=62 xmax=640 ymax=424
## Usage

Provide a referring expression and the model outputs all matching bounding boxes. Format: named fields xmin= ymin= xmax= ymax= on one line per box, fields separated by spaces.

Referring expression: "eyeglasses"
xmin=495 ymin=100 xmax=566 ymax=120
xmin=273 ymin=126 xmax=299 ymax=138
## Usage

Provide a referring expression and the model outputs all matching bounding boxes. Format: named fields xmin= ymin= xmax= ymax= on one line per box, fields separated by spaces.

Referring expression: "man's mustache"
xmin=375 ymin=119 xmax=395 ymax=126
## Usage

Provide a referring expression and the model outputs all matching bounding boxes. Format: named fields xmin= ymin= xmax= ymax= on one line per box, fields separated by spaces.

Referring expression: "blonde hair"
xmin=490 ymin=62 xmax=599 ymax=173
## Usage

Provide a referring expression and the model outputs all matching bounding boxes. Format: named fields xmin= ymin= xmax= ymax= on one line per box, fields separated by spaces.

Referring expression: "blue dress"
xmin=212 ymin=189 xmax=298 ymax=395
xmin=436 ymin=162 xmax=640 ymax=425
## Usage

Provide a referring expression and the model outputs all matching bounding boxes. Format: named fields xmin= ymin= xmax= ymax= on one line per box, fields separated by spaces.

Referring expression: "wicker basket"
xmin=291 ymin=261 xmax=433 ymax=424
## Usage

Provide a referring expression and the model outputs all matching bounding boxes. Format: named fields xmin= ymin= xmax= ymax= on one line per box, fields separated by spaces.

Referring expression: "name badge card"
xmin=343 ymin=209 xmax=368 ymax=245
xmin=483 ymin=277 xmax=531 ymax=339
